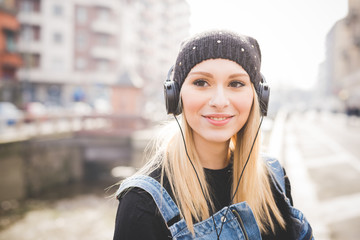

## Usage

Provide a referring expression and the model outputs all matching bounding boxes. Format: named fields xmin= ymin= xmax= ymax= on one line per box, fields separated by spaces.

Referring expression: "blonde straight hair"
xmin=137 ymin=86 xmax=285 ymax=234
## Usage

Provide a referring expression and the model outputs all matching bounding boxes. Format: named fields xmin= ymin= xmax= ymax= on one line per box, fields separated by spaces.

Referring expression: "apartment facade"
xmin=320 ymin=0 xmax=360 ymax=112
xmin=117 ymin=0 xmax=190 ymax=118
xmin=16 ymin=0 xmax=120 ymax=109
xmin=15 ymin=0 xmax=190 ymax=117
xmin=0 ymin=0 xmax=22 ymax=104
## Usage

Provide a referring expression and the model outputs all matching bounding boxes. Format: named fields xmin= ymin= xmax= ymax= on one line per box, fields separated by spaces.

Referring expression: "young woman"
xmin=113 ymin=30 xmax=313 ymax=240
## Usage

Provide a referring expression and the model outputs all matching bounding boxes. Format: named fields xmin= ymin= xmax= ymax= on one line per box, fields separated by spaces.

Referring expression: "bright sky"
xmin=186 ymin=0 xmax=348 ymax=90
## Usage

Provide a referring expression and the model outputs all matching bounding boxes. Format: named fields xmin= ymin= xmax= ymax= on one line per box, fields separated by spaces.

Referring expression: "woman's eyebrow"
xmin=228 ymin=73 xmax=250 ymax=79
xmin=187 ymin=71 xmax=213 ymax=77
xmin=187 ymin=71 xmax=250 ymax=80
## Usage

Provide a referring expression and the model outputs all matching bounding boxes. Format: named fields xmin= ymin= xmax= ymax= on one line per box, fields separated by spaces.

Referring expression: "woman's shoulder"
xmin=117 ymin=166 xmax=175 ymax=207
xmin=262 ymin=155 xmax=286 ymax=186
xmin=120 ymin=187 xmax=157 ymax=212
xmin=114 ymin=187 xmax=173 ymax=240
xmin=149 ymin=167 xmax=175 ymax=199
xmin=116 ymin=164 xmax=165 ymax=198
xmin=261 ymin=154 xmax=293 ymax=205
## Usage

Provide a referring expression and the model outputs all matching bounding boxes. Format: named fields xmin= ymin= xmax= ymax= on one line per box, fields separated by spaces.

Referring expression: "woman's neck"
xmin=194 ymin=135 xmax=230 ymax=170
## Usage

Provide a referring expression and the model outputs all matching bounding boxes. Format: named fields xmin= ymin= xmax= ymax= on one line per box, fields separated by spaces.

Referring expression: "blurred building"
xmin=319 ymin=0 xmax=360 ymax=113
xmin=0 ymin=0 xmax=22 ymax=104
xmin=119 ymin=0 xmax=190 ymax=118
xmin=15 ymin=0 xmax=190 ymax=119
xmin=16 ymin=0 xmax=121 ymax=110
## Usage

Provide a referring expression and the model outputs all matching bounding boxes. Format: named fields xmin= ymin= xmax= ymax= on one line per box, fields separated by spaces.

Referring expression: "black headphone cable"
xmin=174 ymin=114 xmax=264 ymax=239
xmin=173 ymin=114 xmax=220 ymax=238
xmin=217 ymin=116 xmax=264 ymax=237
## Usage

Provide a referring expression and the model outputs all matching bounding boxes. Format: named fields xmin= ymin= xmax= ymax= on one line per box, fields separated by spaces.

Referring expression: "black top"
xmin=113 ymin=165 xmax=294 ymax=240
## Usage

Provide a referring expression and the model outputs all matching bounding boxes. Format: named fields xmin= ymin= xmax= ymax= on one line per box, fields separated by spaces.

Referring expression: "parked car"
xmin=70 ymin=102 xmax=93 ymax=116
xmin=93 ymin=98 xmax=112 ymax=114
xmin=0 ymin=102 xmax=24 ymax=126
xmin=24 ymin=102 xmax=48 ymax=123
xmin=44 ymin=102 xmax=67 ymax=117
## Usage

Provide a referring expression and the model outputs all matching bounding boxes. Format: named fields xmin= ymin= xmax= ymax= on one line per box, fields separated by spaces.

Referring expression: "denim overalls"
xmin=116 ymin=158 xmax=314 ymax=239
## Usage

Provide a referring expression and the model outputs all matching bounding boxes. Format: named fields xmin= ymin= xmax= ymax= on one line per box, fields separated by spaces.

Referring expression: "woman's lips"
xmin=203 ymin=114 xmax=234 ymax=126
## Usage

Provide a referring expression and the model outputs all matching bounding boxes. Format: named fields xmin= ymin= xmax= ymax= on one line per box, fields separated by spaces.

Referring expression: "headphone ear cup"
xmin=258 ymin=74 xmax=270 ymax=116
xmin=164 ymin=80 xmax=181 ymax=115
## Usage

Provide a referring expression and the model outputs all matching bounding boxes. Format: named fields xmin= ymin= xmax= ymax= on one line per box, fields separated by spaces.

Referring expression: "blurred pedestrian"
xmin=113 ymin=30 xmax=313 ymax=239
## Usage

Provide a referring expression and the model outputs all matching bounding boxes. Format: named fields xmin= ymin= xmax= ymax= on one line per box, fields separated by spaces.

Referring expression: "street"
xmin=284 ymin=111 xmax=360 ymax=240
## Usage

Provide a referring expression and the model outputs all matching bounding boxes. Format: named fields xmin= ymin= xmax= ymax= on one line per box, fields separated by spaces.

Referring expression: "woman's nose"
xmin=208 ymin=87 xmax=230 ymax=109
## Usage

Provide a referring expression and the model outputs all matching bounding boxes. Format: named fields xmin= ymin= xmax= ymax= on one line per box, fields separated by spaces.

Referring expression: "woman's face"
xmin=181 ymin=58 xmax=254 ymax=144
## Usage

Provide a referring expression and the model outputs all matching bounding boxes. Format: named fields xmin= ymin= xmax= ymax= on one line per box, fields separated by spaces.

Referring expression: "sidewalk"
xmin=279 ymin=111 xmax=360 ymax=240
xmin=282 ymin=114 xmax=330 ymax=240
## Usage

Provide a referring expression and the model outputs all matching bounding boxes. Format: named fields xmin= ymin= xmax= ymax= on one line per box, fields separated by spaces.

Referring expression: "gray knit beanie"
xmin=173 ymin=30 xmax=262 ymax=93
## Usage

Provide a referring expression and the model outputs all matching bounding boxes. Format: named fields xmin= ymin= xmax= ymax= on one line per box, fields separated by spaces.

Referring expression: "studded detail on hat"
xmin=173 ymin=30 xmax=262 ymax=92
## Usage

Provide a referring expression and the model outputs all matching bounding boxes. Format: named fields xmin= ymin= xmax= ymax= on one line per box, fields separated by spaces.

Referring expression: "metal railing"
xmin=0 ymin=114 xmax=148 ymax=143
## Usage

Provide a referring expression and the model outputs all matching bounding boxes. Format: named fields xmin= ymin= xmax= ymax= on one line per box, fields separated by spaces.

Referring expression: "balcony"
xmin=91 ymin=20 xmax=118 ymax=35
xmin=17 ymin=12 xmax=42 ymax=25
xmin=0 ymin=53 xmax=22 ymax=68
xmin=93 ymin=0 xmax=119 ymax=10
xmin=17 ymin=69 xmax=72 ymax=84
xmin=17 ymin=40 xmax=41 ymax=53
xmin=90 ymin=46 xmax=117 ymax=60
xmin=17 ymin=69 xmax=117 ymax=85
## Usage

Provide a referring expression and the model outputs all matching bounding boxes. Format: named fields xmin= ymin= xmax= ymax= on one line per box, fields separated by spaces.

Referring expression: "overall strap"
xmin=265 ymin=157 xmax=286 ymax=194
xmin=116 ymin=175 xmax=180 ymax=223
xmin=265 ymin=157 xmax=314 ymax=240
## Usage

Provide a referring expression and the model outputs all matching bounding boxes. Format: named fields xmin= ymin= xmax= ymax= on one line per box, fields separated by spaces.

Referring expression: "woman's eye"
xmin=229 ymin=81 xmax=244 ymax=88
xmin=193 ymin=79 xmax=209 ymax=87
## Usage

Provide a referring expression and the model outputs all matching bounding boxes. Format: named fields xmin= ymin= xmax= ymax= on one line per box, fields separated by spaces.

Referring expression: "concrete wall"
xmin=0 ymin=136 xmax=83 ymax=201
xmin=0 ymin=142 xmax=25 ymax=201
xmin=0 ymin=132 xmax=137 ymax=201
xmin=24 ymin=136 xmax=83 ymax=197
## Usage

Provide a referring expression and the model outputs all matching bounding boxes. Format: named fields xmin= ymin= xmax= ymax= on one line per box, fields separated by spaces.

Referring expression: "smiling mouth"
xmin=203 ymin=114 xmax=234 ymax=121
xmin=207 ymin=116 xmax=231 ymax=121
xmin=203 ymin=115 xmax=233 ymax=126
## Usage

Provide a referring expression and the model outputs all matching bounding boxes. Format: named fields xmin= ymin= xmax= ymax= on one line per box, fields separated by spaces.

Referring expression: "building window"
xmin=19 ymin=0 xmax=32 ymax=12
xmin=33 ymin=26 xmax=40 ymax=41
xmin=76 ymin=57 xmax=87 ymax=70
xmin=22 ymin=53 xmax=41 ymax=68
xmin=1 ymin=66 xmax=16 ymax=80
xmin=4 ymin=29 xmax=16 ymax=53
xmin=96 ymin=59 xmax=110 ymax=71
xmin=97 ymin=33 xmax=110 ymax=46
xmin=76 ymin=31 xmax=88 ymax=50
xmin=31 ymin=53 xmax=40 ymax=68
xmin=53 ymin=4 xmax=63 ymax=16
xmin=20 ymin=24 xmax=40 ymax=41
xmin=97 ymin=7 xmax=110 ymax=20
xmin=76 ymin=6 xmax=87 ymax=23
xmin=53 ymin=32 xmax=63 ymax=44
xmin=18 ymin=0 xmax=40 ymax=13
xmin=21 ymin=25 xmax=33 ymax=41
xmin=51 ymin=57 xmax=64 ymax=71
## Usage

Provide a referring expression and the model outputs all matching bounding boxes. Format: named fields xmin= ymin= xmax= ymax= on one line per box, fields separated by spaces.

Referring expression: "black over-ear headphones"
xmin=258 ymin=73 xmax=270 ymax=116
xmin=164 ymin=66 xmax=270 ymax=116
xmin=164 ymin=66 xmax=182 ymax=115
